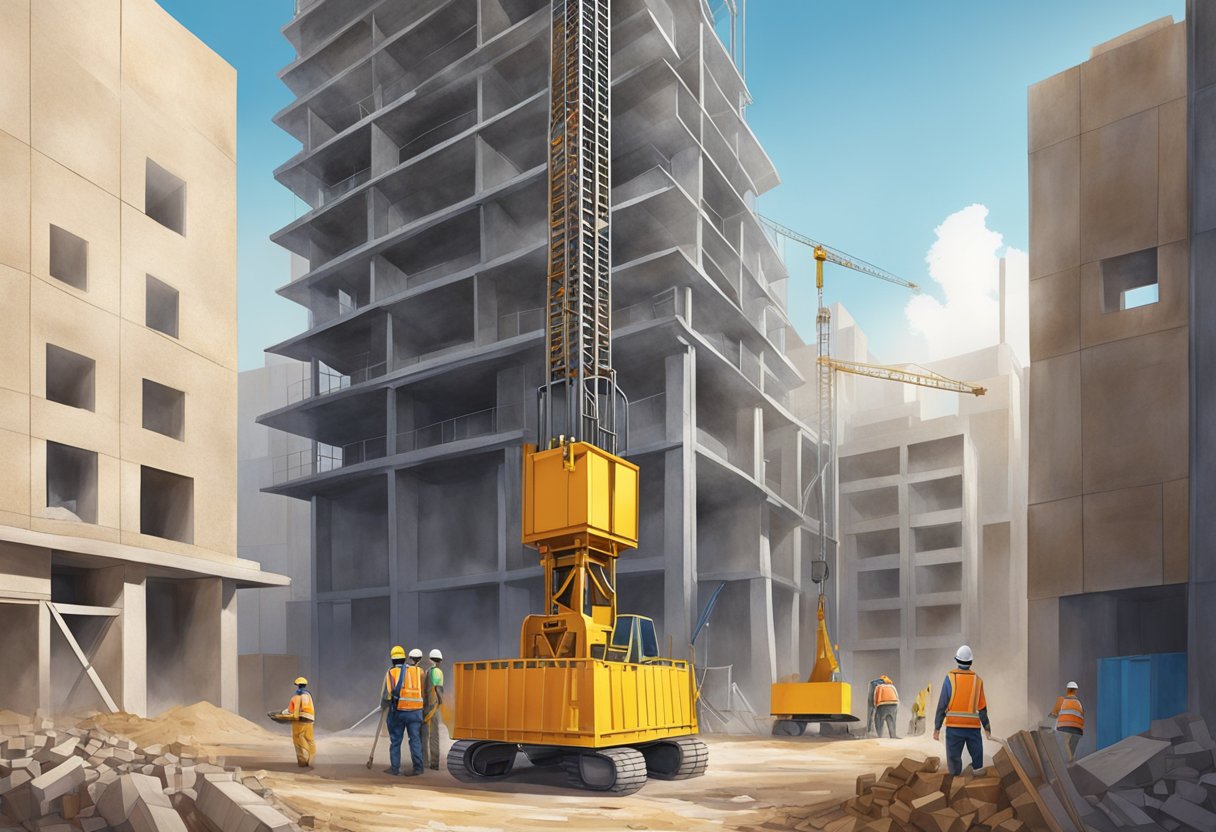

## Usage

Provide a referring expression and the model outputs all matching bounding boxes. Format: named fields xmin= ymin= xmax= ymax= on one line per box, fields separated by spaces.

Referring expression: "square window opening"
xmin=140 ymin=466 xmax=193 ymax=544
xmin=46 ymin=441 xmax=98 ymax=523
xmin=1100 ymin=248 xmax=1158 ymax=313
xmin=49 ymin=225 xmax=88 ymax=290
xmin=142 ymin=379 xmax=185 ymax=440
xmin=45 ymin=344 xmax=95 ymax=411
xmin=146 ymin=275 xmax=179 ymax=338
xmin=145 ymin=159 xmax=186 ymax=235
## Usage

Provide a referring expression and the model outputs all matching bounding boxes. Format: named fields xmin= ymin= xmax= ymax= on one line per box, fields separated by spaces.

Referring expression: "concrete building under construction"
xmin=0 ymin=0 xmax=284 ymax=718
xmin=259 ymin=0 xmax=822 ymax=722
xmin=1028 ymin=8 xmax=1216 ymax=751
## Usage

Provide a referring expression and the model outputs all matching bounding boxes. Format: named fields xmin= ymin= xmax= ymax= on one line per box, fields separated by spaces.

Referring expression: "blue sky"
xmin=157 ymin=0 xmax=1185 ymax=370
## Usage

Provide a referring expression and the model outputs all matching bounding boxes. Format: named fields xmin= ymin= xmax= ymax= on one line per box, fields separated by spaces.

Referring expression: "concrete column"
xmin=387 ymin=472 xmax=399 ymax=641
xmin=745 ymin=577 xmax=777 ymax=710
xmin=89 ymin=566 xmax=148 ymax=717
xmin=38 ymin=600 xmax=51 ymax=715
xmin=1026 ymin=597 xmax=1060 ymax=721
xmin=663 ymin=348 xmax=695 ymax=648
xmin=219 ymin=580 xmax=238 ymax=712
xmin=1187 ymin=0 xmax=1216 ymax=727
xmin=395 ymin=473 xmax=421 ymax=642
xmin=474 ymin=274 xmax=498 ymax=345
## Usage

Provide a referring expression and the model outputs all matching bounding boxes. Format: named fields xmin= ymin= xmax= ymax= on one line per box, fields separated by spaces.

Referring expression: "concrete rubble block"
xmin=1153 ymin=719 xmax=1186 ymax=740
xmin=1071 ymin=735 xmax=1172 ymax=795
xmin=122 ymin=800 xmax=188 ymax=832
xmin=1161 ymin=794 xmax=1216 ymax=830
xmin=1175 ymin=779 xmax=1209 ymax=804
xmin=97 ymin=773 xmax=173 ymax=829
xmin=45 ymin=740 xmax=77 ymax=765
xmin=1169 ymin=745 xmax=1216 ymax=772
xmin=196 ymin=776 xmax=264 ymax=832
xmin=234 ymin=802 xmax=296 ymax=832
xmin=1164 ymin=765 xmax=1202 ymax=781
xmin=1104 ymin=791 xmax=1155 ymax=826
xmin=0 ymin=768 xmax=33 ymax=795
xmin=856 ymin=773 xmax=876 ymax=795
xmin=79 ymin=819 xmax=107 ymax=832
xmin=29 ymin=757 xmax=85 ymax=806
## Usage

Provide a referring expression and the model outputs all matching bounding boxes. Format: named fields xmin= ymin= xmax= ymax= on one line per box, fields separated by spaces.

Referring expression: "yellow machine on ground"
xmin=446 ymin=0 xmax=706 ymax=796
xmin=771 ymin=593 xmax=857 ymax=735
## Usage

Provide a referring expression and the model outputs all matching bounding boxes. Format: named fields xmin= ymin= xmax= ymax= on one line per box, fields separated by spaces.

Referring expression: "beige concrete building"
xmin=0 ymin=0 xmax=285 ymax=718
xmin=1027 ymin=17 xmax=1193 ymax=753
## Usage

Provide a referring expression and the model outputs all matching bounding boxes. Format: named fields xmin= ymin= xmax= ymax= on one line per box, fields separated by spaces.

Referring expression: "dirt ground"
xmin=211 ymin=726 xmax=950 ymax=832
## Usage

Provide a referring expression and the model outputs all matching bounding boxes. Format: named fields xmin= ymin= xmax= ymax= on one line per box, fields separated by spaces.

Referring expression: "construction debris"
xmin=773 ymin=711 xmax=1216 ymax=832
xmin=0 ymin=711 xmax=298 ymax=832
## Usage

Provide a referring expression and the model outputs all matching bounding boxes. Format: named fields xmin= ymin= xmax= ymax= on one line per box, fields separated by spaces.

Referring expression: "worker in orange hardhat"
xmin=1049 ymin=681 xmax=1085 ymax=761
xmin=933 ymin=645 xmax=991 ymax=776
xmin=422 ymin=648 xmax=446 ymax=770
xmin=381 ymin=646 xmax=425 ymax=776
xmin=873 ymin=675 xmax=900 ymax=738
xmin=279 ymin=676 xmax=315 ymax=767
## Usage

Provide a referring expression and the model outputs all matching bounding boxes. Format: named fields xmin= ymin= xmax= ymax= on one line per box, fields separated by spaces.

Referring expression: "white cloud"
xmin=904 ymin=204 xmax=1029 ymax=366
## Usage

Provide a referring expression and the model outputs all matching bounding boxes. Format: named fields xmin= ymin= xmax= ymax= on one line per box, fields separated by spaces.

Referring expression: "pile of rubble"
xmin=770 ymin=711 xmax=1216 ymax=832
xmin=0 ymin=713 xmax=300 ymax=832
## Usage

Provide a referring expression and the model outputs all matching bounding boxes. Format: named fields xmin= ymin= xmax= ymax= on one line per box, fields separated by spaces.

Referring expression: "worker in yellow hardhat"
xmin=422 ymin=648 xmax=446 ymax=770
xmin=908 ymin=683 xmax=932 ymax=736
xmin=933 ymin=645 xmax=991 ymax=776
xmin=381 ymin=646 xmax=425 ymax=776
xmin=1049 ymin=681 xmax=1085 ymax=761
xmin=278 ymin=676 xmax=315 ymax=767
xmin=873 ymin=675 xmax=900 ymax=738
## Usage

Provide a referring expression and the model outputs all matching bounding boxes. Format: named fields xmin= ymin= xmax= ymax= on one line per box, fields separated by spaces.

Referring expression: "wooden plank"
xmin=1033 ymin=729 xmax=1090 ymax=831
xmin=47 ymin=602 xmax=118 ymax=713
xmin=1001 ymin=733 xmax=1066 ymax=832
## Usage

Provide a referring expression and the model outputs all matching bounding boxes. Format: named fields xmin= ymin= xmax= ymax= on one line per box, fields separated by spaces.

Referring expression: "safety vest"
xmin=874 ymin=683 xmax=899 ymax=706
xmin=288 ymin=692 xmax=315 ymax=722
xmin=385 ymin=665 xmax=424 ymax=711
xmin=1054 ymin=695 xmax=1085 ymax=731
xmin=944 ymin=669 xmax=986 ymax=728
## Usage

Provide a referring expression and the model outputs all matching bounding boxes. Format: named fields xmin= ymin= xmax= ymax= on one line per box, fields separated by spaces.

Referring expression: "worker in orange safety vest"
xmin=280 ymin=676 xmax=315 ymax=767
xmin=382 ymin=646 xmax=425 ymax=776
xmin=873 ymin=675 xmax=900 ymax=738
xmin=1049 ymin=681 xmax=1085 ymax=761
xmin=933 ymin=645 xmax=991 ymax=775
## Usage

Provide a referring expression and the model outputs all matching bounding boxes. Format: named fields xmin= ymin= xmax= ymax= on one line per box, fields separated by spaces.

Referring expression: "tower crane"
xmin=759 ymin=215 xmax=984 ymax=736
xmin=447 ymin=0 xmax=706 ymax=795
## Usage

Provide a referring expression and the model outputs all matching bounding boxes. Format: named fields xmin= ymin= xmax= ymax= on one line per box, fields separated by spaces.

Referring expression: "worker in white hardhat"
xmin=933 ymin=645 xmax=991 ymax=775
xmin=422 ymin=648 xmax=446 ymax=770
xmin=1049 ymin=681 xmax=1085 ymax=761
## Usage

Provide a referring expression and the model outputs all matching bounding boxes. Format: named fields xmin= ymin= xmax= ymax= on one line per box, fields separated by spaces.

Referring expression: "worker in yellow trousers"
xmin=908 ymin=683 xmax=931 ymax=736
xmin=1049 ymin=681 xmax=1085 ymax=761
xmin=422 ymin=648 xmax=446 ymax=770
xmin=280 ymin=676 xmax=316 ymax=767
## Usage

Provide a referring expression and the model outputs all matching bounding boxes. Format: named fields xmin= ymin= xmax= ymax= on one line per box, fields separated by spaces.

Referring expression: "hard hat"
xmin=955 ymin=645 xmax=973 ymax=663
xmin=1066 ymin=681 xmax=1078 ymax=690
xmin=294 ymin=677 xmax=308 ymax=686
xmin=408 ymin=648 xmax=424 ymax=659
xmin=880 ymin=675 xmax=892 ymax=684
xmin=429 ymin=648 xmax=443 ymax=660
xmin=390 ymin=645 xmax=406 ymax=660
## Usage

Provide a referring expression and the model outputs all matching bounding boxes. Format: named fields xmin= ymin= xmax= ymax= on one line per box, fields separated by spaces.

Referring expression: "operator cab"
xmin=604 ymin=614 xmax=661 ymax=663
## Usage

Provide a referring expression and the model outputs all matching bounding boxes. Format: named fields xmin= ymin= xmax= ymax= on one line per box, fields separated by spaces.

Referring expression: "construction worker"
xmin=1049 ymin=681 xmax=1085 ymax=761
xmin=908 ymin=683 xmax=932 ymax=736
xmin=422 ymin=648 xmax=445 ymax=770
xmin=933 ymin=645 xmax=991 ymax=776
xmin=381 ymin=646 xmax=425 ymax=776
xmin=280 ymin=676 xmax=315 ymax=768
xmin=865 ymin=676 xmax=884 ymax=737
xmin=873 ymin=675 xmax=899 ymax=738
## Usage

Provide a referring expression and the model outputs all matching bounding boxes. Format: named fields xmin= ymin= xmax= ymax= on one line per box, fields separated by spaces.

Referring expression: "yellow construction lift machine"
xmin=446 ymin=0 xmax=706 ymax=795
xmin=761 ymin=217 xmax=985 ymax=736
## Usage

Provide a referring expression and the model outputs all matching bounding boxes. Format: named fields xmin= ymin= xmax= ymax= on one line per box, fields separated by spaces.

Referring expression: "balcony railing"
xmin=286 ymin=356 xmax=388 ymax=404
xmin=615 ymin=288 xmax=682 ymax=328
xmin=497 ymin=308 xmax=544 ymax=339
xmin=319 ymin=167 xmax=371 ymax=206
xmin=272 ymin=435 xmax=388 ymax=484
xmin=397 ymin=402 xmax=526 ymax=452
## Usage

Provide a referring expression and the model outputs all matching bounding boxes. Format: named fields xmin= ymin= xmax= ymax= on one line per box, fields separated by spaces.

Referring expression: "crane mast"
xmin=542 ymin=0 xmax=623 ymax=454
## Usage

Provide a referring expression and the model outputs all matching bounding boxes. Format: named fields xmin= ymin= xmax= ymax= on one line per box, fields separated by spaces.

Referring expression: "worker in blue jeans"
xmin=933 ymin=645 xmax=992 ymax=776
xmin=382 ymin=646 xmax=426 ymax=775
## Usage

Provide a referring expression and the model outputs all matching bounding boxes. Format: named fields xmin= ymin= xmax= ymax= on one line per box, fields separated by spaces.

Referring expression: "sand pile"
xmin=79 ymin=702 xmax=275 ymax=751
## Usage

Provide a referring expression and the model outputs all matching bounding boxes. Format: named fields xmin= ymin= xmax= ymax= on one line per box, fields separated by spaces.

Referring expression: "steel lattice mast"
xmin=541 ymin=0 xmax=623 ymax=454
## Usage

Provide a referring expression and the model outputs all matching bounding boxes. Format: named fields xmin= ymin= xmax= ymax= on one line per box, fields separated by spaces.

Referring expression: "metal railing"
xmin=627 ymin=393 xmax=666 ymax=447
xmin=397 ymin=402 xmax=525 ymax=452
xmin=615 ymin=288 xmax=682 ymax=328
xmin=497 ymin=308 xmax=544 ymax=339
xmin=286 ymin=356 xmax=388 ymax=404
xmin=272 ymin=435 xmax=389 ymax=484
xmin=320 ymin=167 xmax=371 ymax=206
